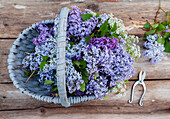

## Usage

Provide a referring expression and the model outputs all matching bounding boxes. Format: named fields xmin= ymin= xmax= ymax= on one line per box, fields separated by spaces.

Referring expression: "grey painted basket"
xmin=7 ymin=7 xmax=97 ymax=107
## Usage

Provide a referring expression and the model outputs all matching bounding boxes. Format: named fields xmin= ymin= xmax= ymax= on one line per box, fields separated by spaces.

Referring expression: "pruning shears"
xmin=129 ymin=71 xmax=146 ymax=106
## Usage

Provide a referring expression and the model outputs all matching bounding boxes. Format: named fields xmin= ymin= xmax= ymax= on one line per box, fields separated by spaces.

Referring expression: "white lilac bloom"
xmin=143 ymin=34 xmax=165 ymax=64
xmin=108 ymin=13 xmax=126 ymax=35
xmin=108 ymin=14 xmax=140 ymax=59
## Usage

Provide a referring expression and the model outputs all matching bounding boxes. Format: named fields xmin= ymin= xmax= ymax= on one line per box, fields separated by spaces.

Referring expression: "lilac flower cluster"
xmin=22 ymin=53 xmax=39 ymax=70
xmin=23 ymin=24 xmax=57 ymax=91
xmin=67 ymin=6 xmax=98 ymax=40
xmin=83 ymin=38 xmax=135 ymax=98
xmin=33 ymin=23 xmax=54 ymax=45
xmin=143 ymin=34 xmax=165 ymax=64
xmin=97 ymin=13 xmax=108 ymax=27
xmin=88 ymin=37 xmax=118 ymax=50
xmin=65 ymin=58 xmax=84 ymax=93
xmin=66 ymin=38 xmax=86 ymax=60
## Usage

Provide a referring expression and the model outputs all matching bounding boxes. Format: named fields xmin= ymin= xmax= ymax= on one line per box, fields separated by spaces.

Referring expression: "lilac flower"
xmin=65 ymin=58 xmax=84 ymax=94
xmin=88 ymin=37 xmax=118 ymax=50
xmin=22 ymin=53 xmax=39 ymax=70
xmin=83 ymin=37 xmax=135 ymax=98
xmin=143 ymin=34 xmax=165 ymax=64
xmin=33 ymin=23 xmax=54 ymax=45
xmin=97 ymin=13 xmax=108 ymax=27
xmin=86 ymin=76 xmax=108 ymax=98
xmin=67 ymin=6 xmax=98 ymax=41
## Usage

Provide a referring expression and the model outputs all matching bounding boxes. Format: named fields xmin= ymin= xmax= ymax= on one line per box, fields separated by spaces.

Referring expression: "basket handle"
xmin=56 ymin=7 xmax=70 ymax=107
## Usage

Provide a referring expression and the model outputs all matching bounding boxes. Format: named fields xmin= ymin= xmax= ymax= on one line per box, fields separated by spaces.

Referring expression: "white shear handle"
xmin=128 ymin=71 xmax=146 ymax=106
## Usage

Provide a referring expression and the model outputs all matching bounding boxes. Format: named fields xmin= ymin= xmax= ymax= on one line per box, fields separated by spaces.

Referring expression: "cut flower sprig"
xmin=142 ymin=0 xmax=170 ymax=64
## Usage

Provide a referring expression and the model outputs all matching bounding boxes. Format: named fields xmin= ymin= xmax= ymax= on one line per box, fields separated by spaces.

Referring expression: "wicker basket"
xmin=7 ymin=7 xmax=97 ymax=107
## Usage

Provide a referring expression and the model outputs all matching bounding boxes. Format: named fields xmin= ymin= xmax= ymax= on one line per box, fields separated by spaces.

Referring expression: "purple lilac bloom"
xmin=22 ymin=53 xmax=39 ymax=70
xmin=143 ymin=34 xmax=165 ymax=64
xmin=97 ymin=13 xmax=108 ymax=27
xmin=83 ymin=37 xmax=135 ymax=98
xmin=33 ymin=23 xmax=54 ymax=45
xmin=65 ymin=58 xmax=84 ymax=94
xmin=23 ymin=36 xmax=57 ymax=91
xmin=88 ymin=37 xmax=119 ymax=50
xmin=66 ymin=38 xmax=86 ymax=60
xmin=67 ymin=6 xmax=98 ymax=41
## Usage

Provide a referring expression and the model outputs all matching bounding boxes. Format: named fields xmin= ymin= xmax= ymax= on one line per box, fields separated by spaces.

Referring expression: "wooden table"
xmin=0 ymin=0 xmax=170 ymax=118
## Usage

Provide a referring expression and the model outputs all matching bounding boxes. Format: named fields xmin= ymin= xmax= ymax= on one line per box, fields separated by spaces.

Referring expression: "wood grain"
xmin=0 ymin=0 xmax=169 ymax=38
xmin=0 ymin=0 xmax=170 ymax=118
xmin=0 ymin=80 xmax=170 ymax=119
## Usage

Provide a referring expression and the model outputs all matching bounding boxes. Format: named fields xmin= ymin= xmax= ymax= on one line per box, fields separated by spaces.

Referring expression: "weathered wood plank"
xmin=1 ymin=112 xmax=170 ymax=119
xmin=0 ymin=1 xmax=169 ymax=38
xmin=0 ymin=39 xmax=170 ymax=82
xmin=0 ymin=81 xmax=170 ymax=117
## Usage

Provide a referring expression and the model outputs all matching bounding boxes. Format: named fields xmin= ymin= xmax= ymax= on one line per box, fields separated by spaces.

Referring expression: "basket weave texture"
xmin=8 ymin=7 xmax=97 ymax=107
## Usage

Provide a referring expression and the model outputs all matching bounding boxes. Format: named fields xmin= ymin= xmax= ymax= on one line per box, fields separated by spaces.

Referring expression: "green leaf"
xmin=157 ymin=36 xmax=165 ymax=45
xmin=73 ymin=60 xmax=81 ymax=68
xmin=152 ymin=23 xmax=159 ymax=29
xmin=96 ymin=13 xmax=99 ymax=17
xmin=85 ymin=33 xmax=94 ymax=43
xmin=50 ymin=86 xmax=58 ymax=92
xmin=103 ymin=96 xmax=109 ymax=100
xmin=164 ymin=40 xmax=170 ymax=53
xmin=42 ymin=56 xmax=49 ymax=61
xmin=143 ymin=23 xmax=151 ymax=29
xmin=110 ymin=22 xmax=117 ymax=32
xmin=44 ymin=80 xmax=54 ymax=85
xmin=52 ymin=73 xmax=56 ymax=77
xmin=81 ymin=13 xmax=93 ymax=21
xmin=167 ymin=19 xmax=170 ymax=25
xmin=40 ymin=62 xmax=48 ymax=72
xmin=125 ymin=80 xmax=129 ymax=83
xmin=166 ymin=11 xmax=170 ymax=15
xmin=82 ymin=69 xmax=88 ymax=76
xmin=23 ymin=70 xmax=31 ymax=77
xmin=82 ymin=74 xmax=88 ymax=83
xmin=142 ymin=37 xmax=147 ymax=40
xmin=110 ymin=33 xmax=119 ymax=39
xmin=80 ymin=82 xmax=85 ymax=92
xmin=99 ymin=20 xmax=109 ymax=37
xmin=80 ymin=60 xmax=87 ymax=69
xmin=157 ymin=24 xmax=166 ymax=32
xmin=164 ymin=32 xmax=170 ymax=39
xmin=94 ymin=73 xmax=98 ymax=80
xmin=145 ymin=29 xmax=156 ymax=36
xmin=161 ymin=22 xmax=167 ymax=26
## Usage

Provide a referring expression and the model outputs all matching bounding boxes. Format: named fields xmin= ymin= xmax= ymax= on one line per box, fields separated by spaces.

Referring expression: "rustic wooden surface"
xmin=0 ymin=0 xmax=170 ymax=119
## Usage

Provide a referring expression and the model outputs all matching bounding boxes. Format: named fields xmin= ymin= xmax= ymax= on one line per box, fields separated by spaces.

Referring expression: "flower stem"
xmin=25 ymin=70 xmax=36 ymax=84
xmin=13 ymin=66 xmax=24 ymax=69
xmin=154 ymin=0 xmax=168 ymax=23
